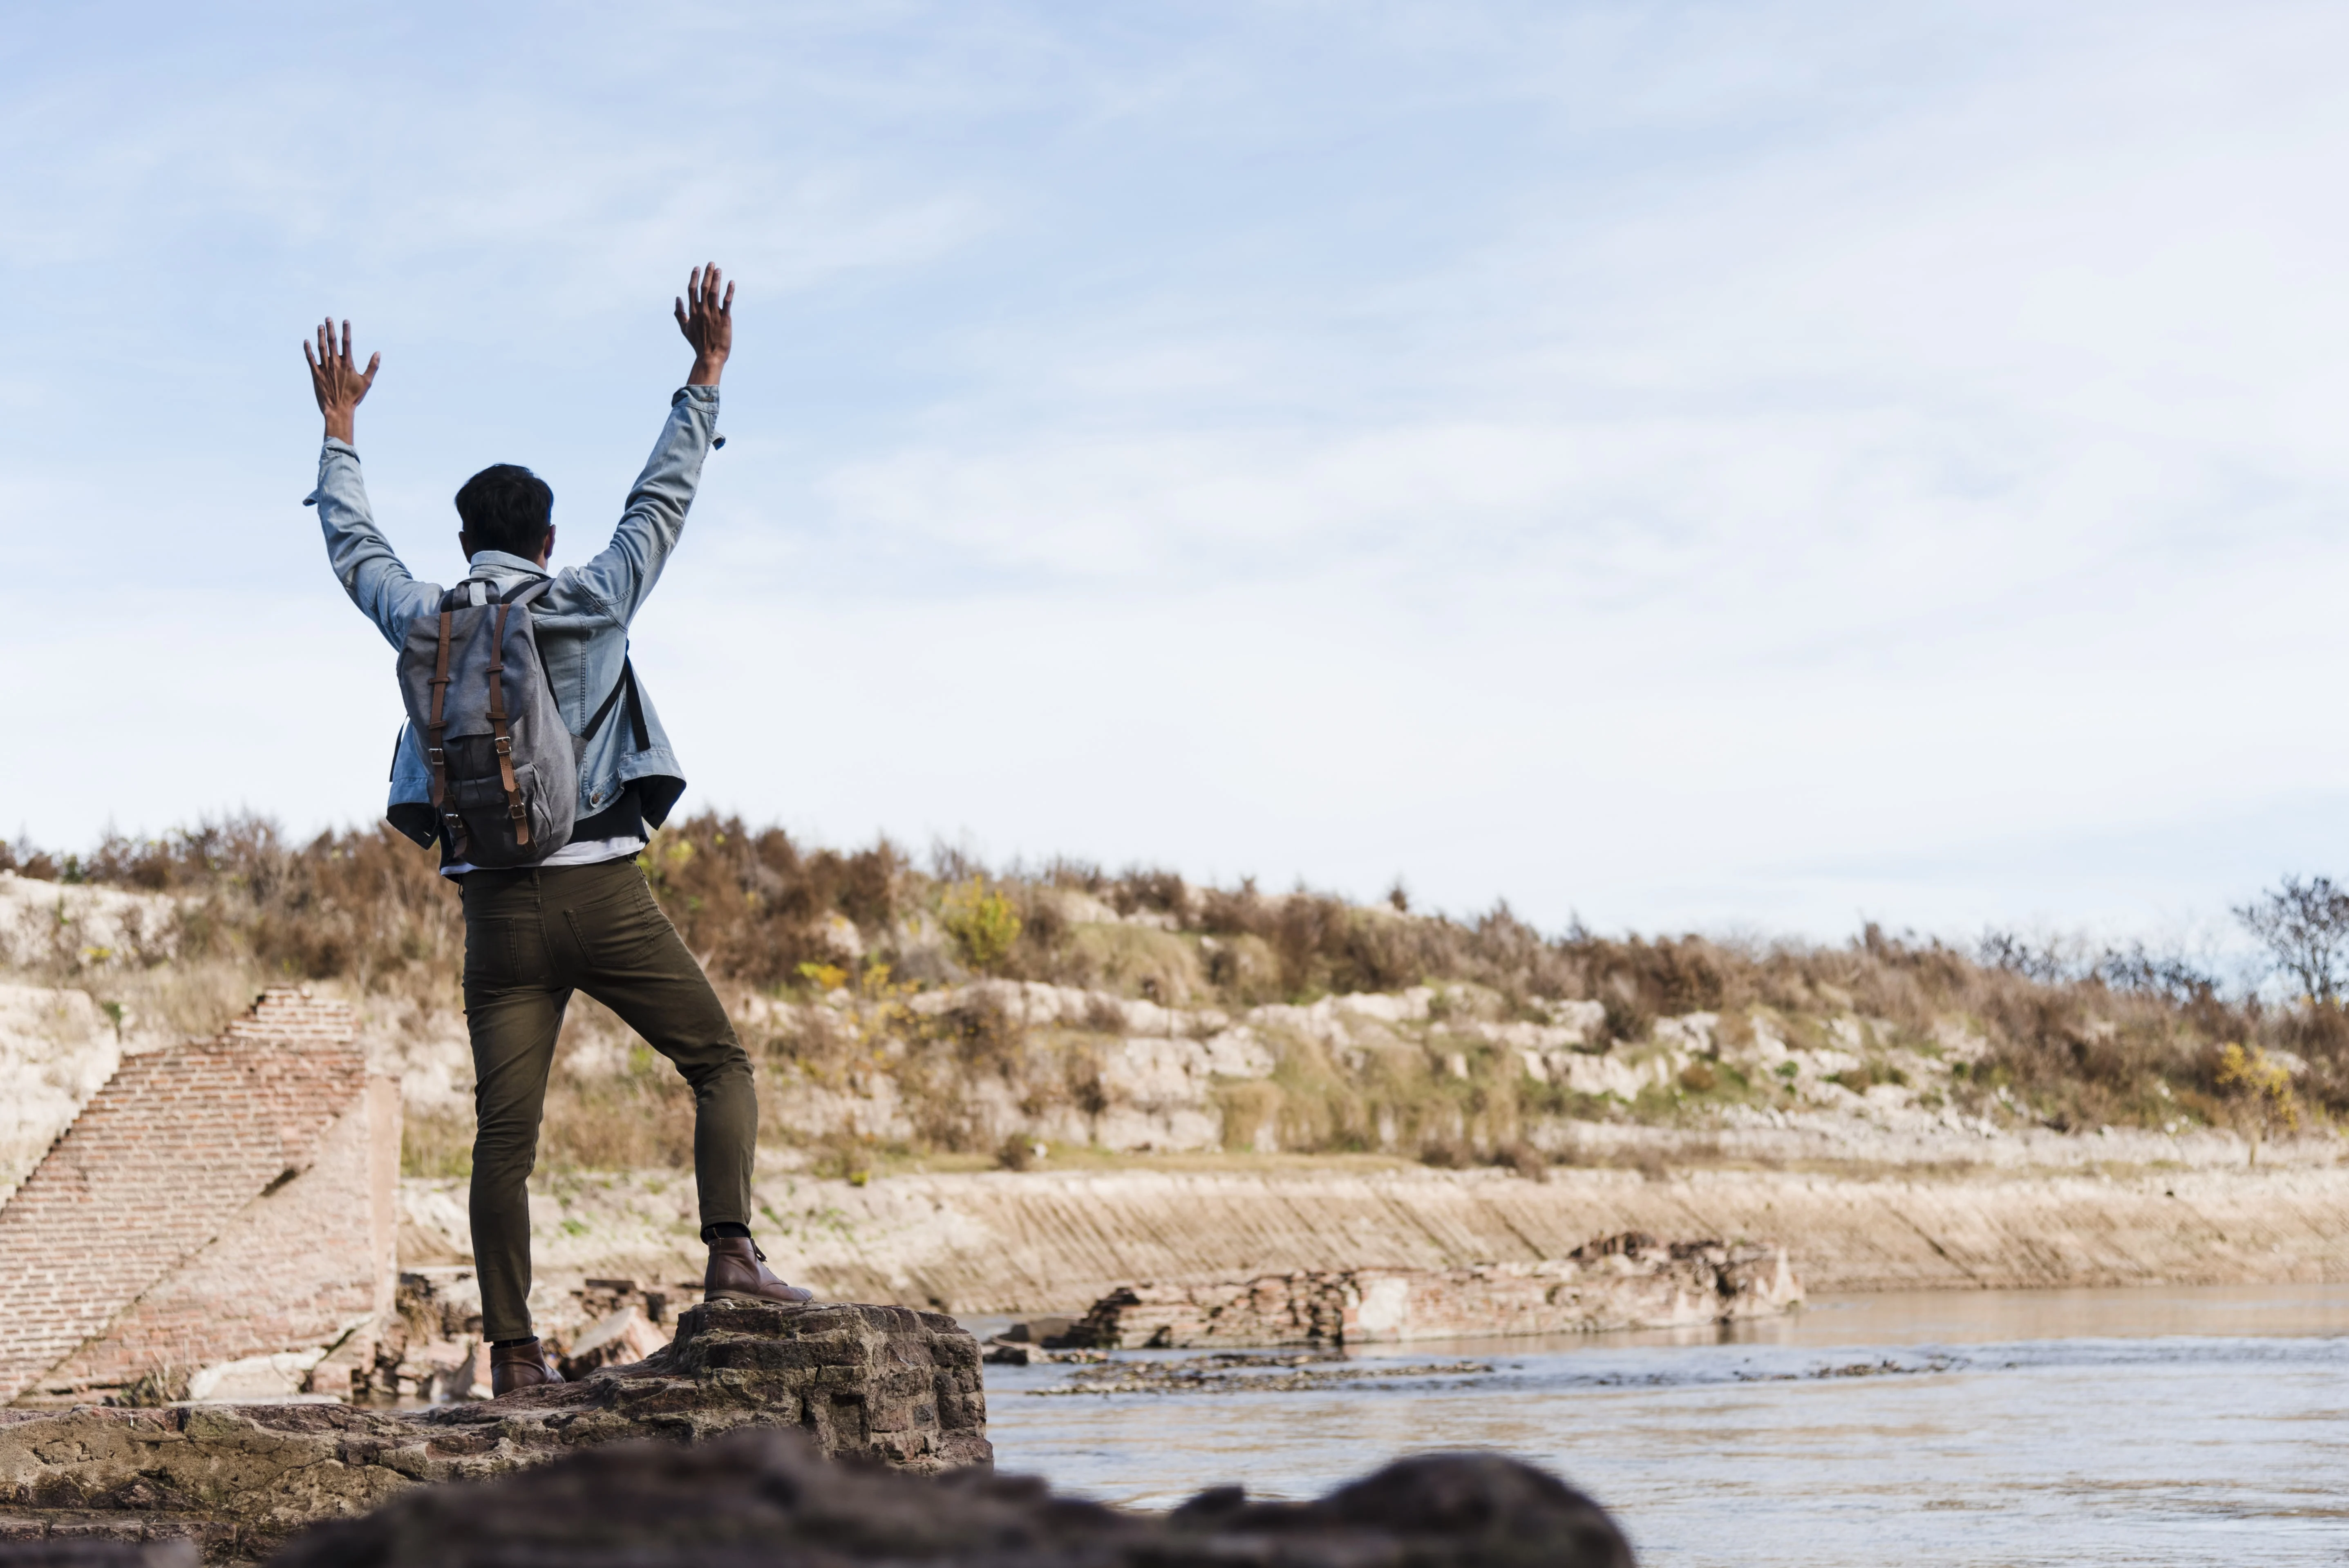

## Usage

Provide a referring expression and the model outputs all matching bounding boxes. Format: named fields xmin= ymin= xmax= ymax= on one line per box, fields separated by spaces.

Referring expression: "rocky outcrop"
xmin=0 ymin=874 xmax=177 ymax=977
xmin=719 ymin=976 xmax=2322 ymax=1171
xmin=0 ymin=1302 xmax=987 ymax=1564
xmin=1060 ymin=1233 xmax=1800 ymax=1348
xmin=266 ymin=1427 xmax=1632 ymax=1568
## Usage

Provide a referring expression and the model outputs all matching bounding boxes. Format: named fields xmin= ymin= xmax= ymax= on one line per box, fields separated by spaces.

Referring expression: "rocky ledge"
xmin=0 ymin=1302 xmax=986 ymax=1564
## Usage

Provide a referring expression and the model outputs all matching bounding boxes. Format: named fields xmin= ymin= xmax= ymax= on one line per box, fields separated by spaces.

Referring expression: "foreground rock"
xmin=264 ymin=1426 xmax=1631 ymax=1568
xmin=1059 ymin=1233 xmax=1799 ymax=1348
xmin=0 ymin=1302 xmax=985 ymax=1563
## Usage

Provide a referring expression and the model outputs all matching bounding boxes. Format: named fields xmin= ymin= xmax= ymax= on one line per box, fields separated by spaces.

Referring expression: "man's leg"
xmin=539 ymin=861 xmax=757 ymax=1234
xmin=460 ymin=871 xmax=569 ymax=1345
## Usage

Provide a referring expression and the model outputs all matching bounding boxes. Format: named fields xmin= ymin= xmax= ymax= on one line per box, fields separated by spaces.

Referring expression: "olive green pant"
xmin=459 ymin=858 xmax=755 ymax=1342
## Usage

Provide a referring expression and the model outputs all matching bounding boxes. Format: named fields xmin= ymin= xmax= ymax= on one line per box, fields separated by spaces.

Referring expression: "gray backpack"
xmin=395 ymin=577 xmax=577 ymax=867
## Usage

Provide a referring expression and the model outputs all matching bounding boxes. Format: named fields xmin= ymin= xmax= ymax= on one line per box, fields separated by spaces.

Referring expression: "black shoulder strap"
xmin=582 ymin=655 xmax=649 ymax=750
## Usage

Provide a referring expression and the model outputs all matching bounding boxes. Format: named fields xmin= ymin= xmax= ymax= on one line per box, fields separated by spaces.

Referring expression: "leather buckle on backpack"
xmin=507 ymin=802 xmax=528 ymax=821
xmin=492 ymin=736 xmax=512 ymax=756
xmin=427 ymin=748 xmax=446 ymax=767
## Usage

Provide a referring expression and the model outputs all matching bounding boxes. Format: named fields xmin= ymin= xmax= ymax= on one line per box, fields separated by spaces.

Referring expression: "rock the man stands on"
xmin=304 ymin=265 xmax=810 ymax=1394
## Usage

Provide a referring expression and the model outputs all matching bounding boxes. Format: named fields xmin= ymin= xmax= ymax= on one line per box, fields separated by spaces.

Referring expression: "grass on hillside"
xmin=6 ymin=814 xmax=2339 ymax=1172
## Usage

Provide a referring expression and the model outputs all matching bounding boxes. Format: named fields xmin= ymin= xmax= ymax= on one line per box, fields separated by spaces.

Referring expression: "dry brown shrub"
xmin=541 ymin=1063 xmax=697 ymax=1171
xmin=637 ymin=817 xmax=903 ymax=988
xmin=1498 ymin=1141 xmax=1550 ymax=1181
xmin=402 ymin=1105 xmax=476 ymax=1179
xmin=45 ymin=812 xmax=2347 ymax=1147
xmin=154 ymin=818 xmax=463 ymax=1002
xmin=1052 ymin=924 xmax=1202 ymax=1002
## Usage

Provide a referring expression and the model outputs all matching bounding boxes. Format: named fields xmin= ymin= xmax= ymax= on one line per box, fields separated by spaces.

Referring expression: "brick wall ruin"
xmin=0 ymin=989 xmax=398 ymax=1405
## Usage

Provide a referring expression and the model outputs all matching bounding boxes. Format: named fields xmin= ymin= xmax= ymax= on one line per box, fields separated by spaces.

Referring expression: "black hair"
xmin=454 ymin=464 xmax=554 ymax=559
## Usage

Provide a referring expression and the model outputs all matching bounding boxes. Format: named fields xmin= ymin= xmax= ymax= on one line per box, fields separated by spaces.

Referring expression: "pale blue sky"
xmin=7 ymin=0 xmax=2349 ymax=945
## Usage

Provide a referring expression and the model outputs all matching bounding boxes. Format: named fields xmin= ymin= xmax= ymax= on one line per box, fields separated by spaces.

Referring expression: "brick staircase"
xmin=0 ymin=989 xmax=397 ymax=1405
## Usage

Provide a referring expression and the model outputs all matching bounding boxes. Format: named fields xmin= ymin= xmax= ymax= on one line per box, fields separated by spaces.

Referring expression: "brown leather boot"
xmin=488 ymin=1337 xmax=565 ymax=1396
xmin=705 ymin=1237 xmax=815 ymax=1306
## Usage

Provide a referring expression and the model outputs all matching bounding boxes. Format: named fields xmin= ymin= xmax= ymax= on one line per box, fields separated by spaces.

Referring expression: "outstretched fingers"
xmin=303 ymin=318 xmax=378 ymax=386
xmin=674 ymin=264 xmax=734 ymax=356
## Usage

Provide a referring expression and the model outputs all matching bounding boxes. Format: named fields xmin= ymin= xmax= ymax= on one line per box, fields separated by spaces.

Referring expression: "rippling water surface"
xmin=974 ymin=1284 xmax=2349 ymax=1566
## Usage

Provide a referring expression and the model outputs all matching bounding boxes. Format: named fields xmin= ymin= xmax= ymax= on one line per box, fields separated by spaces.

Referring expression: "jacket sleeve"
xmin=313 ymin=439 xmax=441 ymax=648
xmin=564 ymin=386 xmax=719 ymax=625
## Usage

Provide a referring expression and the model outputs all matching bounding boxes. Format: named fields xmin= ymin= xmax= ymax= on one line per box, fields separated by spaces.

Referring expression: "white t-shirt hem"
xmin=441 ymin=835 xmax=648 ymax=879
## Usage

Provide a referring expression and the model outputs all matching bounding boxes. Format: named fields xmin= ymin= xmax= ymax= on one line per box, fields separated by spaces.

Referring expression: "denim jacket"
xmin=313 ymin=385 xmax=718 ymax=848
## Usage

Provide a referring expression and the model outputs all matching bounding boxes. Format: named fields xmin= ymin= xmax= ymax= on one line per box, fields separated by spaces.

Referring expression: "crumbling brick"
xmin=0 ymin=990 xmax=397 ymax=1405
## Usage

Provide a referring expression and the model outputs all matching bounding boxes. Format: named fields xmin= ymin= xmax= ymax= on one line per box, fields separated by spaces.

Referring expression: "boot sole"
xmin=705 ymin=1288 xmax=816 ymax=1306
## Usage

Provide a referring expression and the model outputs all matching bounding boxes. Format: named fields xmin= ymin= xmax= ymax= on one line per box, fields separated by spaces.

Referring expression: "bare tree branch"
xmin=2234 ymin=875 xmax=2349 ymax=1004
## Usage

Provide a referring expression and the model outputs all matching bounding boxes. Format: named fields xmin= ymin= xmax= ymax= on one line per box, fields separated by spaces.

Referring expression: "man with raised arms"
xmin=303 ymin=266 xmax=811 ymax=1396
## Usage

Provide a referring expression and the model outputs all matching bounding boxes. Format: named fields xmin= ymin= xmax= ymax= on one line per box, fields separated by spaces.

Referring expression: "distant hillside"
xmin=1 ymin=814 xmax=2338 ymax=1180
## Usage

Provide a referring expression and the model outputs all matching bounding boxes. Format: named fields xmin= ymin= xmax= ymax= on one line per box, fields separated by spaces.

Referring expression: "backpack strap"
xmin=440 ymin=575 xmax=546 ymax=610
xmin=483 ymin=601 xmax=530 ymax=847
xmin=425 ymin=607 xmax=468 ymax=859
xmin=580 ymin=655 xmax=649 ymax=751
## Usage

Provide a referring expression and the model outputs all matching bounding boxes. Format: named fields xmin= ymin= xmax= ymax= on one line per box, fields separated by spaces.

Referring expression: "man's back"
xmin=308 ymin=335 xmax=722 ymax=855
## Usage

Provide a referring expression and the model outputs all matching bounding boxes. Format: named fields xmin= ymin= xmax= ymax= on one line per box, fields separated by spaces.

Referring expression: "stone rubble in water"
xmin=1031 ymin=1353 xmax=1497 ymax=1396
xmin=0 ymin=1302 xmax=987 ymax=1564
xmin=350 ymin=1269 xmax=686 ymax=1403
xmin=1056 ymin=1232 xmax=1801 ymax=1348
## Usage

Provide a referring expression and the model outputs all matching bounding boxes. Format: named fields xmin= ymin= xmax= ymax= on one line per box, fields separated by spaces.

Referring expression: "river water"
xmin=974 ymin=1284 xmax=2349 ymax=1566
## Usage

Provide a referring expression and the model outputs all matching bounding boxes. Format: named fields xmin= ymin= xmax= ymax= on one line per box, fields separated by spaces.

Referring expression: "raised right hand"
xmin=674 ymin=264 xmax=733 ymax=386
xmin=303 ymin=318 xmax=379 ymax=444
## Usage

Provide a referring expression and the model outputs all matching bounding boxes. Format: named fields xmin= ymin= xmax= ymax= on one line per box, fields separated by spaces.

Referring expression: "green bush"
xmin=942 ymin=878 xmax=1022 ymax=972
